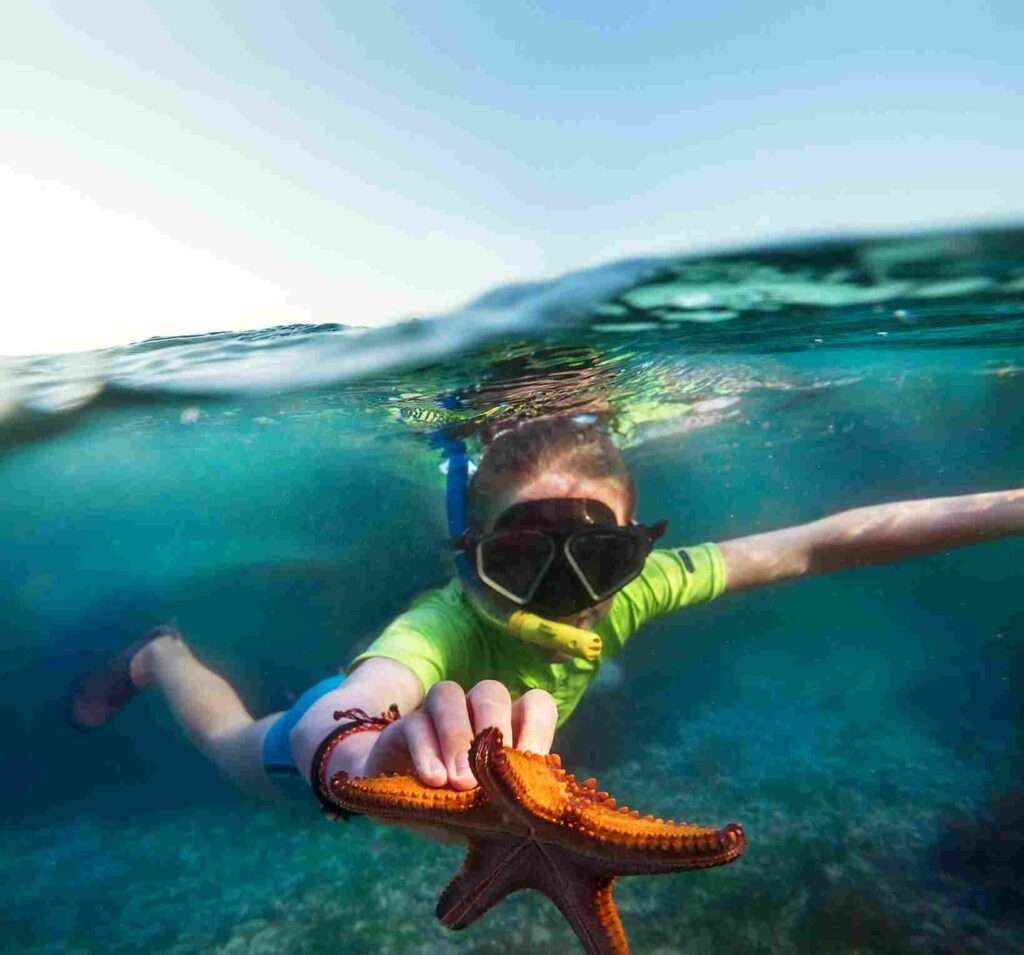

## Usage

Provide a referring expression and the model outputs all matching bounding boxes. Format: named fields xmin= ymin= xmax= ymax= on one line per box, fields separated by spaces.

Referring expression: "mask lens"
xmin=527 ymin=560 xmax=593 ymax=618
xmin=478 ymin=530 xmax=555 ymax=602
xmin=568 ymin=530 xmax=647 ymax=598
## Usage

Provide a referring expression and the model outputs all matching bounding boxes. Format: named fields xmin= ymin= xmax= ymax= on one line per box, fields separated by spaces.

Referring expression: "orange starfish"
xmin=327 ymin=727 xmax=746 ymax=955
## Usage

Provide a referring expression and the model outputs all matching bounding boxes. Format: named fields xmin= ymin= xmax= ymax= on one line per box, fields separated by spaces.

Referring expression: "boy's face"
xmin=481 ymin=472 xmax=633 ymax=630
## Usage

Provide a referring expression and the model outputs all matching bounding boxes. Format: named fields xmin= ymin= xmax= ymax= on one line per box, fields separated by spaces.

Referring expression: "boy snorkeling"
xmin=71 ymin=416 xmax=1024 ymax=808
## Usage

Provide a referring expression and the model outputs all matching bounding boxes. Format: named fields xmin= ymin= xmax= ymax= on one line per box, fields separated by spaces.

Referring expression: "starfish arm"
xmin=435 ymin=838 xmax=534 ymax=930
xmin=531 ymin=855 xmax=630 ymax=955
xmin=440 ymin=839 xmax=632 ymax=955
xmin=558 ymin=807 xmax=747 ymax=874
xmin=327 ymin=771 xmax=494 ymax=833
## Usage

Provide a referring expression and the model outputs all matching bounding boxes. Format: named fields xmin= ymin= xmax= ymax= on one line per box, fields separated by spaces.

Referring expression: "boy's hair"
xmin=468 ymin=417 xmax=635 ymax=531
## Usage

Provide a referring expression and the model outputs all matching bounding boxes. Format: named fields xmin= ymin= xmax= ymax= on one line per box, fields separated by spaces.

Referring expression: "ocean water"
xmin=2 ymin=226 xmax=1024 ymax=954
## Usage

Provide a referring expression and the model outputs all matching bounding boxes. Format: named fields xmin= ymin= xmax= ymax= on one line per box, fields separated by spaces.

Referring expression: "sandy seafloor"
xmin=5 ymin=676 xmax=1020 ymax=955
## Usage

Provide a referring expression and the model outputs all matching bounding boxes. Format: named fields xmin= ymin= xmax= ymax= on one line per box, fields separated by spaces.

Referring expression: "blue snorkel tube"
xmin=443 ymin=438 xmax=471 ymax=580
xmin=435 ymin=420 xmax=602 ymax=663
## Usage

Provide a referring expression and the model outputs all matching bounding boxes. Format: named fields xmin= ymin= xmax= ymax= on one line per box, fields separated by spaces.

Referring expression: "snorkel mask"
xmin=442 ymin=439 xmax=666 ymax=662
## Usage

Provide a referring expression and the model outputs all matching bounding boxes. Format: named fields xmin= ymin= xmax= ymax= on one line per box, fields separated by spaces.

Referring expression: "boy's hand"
xmin=363 ymin=679 xmax=558 ymax=790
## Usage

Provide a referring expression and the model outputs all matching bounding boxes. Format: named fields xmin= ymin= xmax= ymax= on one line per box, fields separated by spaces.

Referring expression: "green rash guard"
xmin=347 ymin=544 xmax=727 ymax=728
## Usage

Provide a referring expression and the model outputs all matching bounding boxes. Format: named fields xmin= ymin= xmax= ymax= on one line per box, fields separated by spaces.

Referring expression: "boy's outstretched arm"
xmin=717 ymin=488 xmax=1024 ymax=592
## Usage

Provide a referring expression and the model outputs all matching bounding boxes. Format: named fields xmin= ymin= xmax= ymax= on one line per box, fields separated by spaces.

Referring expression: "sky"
xmin=2 ymin=1 xmax=1022 ymax=356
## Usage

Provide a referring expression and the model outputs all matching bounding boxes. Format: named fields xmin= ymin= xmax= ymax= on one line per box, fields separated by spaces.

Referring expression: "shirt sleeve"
xmin=600 ymin=543 xmax=727 ymax=654
xmin=346 ymin=583 xmax=473 ymax=695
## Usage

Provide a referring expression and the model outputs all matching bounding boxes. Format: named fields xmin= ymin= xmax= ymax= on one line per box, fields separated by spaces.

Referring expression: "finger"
xmin=361 ymin=720 xmax=412 ymax=776
xmin=511 ymin=689 xmax=558 ymax=754
xmin=466 ymin=679 xmax=514 ymax=745
xmin=364 ymin=713 xmax=447 ymax=788
xmin=400 ymin=709 xmax=449 ymax=787
xmin=425 ymin=681 xmax=476 ymax=790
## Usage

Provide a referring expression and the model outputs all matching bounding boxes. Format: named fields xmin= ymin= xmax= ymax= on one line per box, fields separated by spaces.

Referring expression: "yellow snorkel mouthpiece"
xmin=507 ymin=611 xmax=602 ymax=662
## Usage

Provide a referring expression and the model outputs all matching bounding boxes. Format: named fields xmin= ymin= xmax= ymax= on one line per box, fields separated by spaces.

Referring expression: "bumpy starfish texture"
xmin=328 ymin=727 xmax=746 ymax=955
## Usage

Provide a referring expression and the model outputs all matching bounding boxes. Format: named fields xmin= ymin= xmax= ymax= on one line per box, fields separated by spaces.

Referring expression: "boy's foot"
xmin=68 ymin=624 xmax=183 ymax=730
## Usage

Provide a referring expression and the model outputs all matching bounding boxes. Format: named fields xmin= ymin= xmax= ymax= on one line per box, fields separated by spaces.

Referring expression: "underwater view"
xmin=4 ymin=225 xmax=1024 ymax=954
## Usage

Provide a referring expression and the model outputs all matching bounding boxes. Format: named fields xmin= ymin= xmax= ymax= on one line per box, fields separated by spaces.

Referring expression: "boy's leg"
xmin=100 ymin=631 xmax=282 ymax=799
xmin=130 ymin=633 xmax=282 ymax=798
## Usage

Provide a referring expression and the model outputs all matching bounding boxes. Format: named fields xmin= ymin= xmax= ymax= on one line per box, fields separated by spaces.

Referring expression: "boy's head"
xmin=468 ymin=417 xmax=635 ymax=534
xmin=463 ymin=417 xmax=643 ymax=630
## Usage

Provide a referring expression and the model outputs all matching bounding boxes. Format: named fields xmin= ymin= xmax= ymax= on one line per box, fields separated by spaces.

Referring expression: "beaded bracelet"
xmin=310 ymin=704 xmax=401 ymax=820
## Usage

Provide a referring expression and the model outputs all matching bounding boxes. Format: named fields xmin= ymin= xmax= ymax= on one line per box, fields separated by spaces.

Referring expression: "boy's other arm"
xmin=717 ymin=488 xmax=1024 ymax=593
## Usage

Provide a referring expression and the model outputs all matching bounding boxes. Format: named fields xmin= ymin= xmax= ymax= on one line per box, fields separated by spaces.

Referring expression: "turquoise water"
xmin=2 ymin=227 xmax=1024 ymax=953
